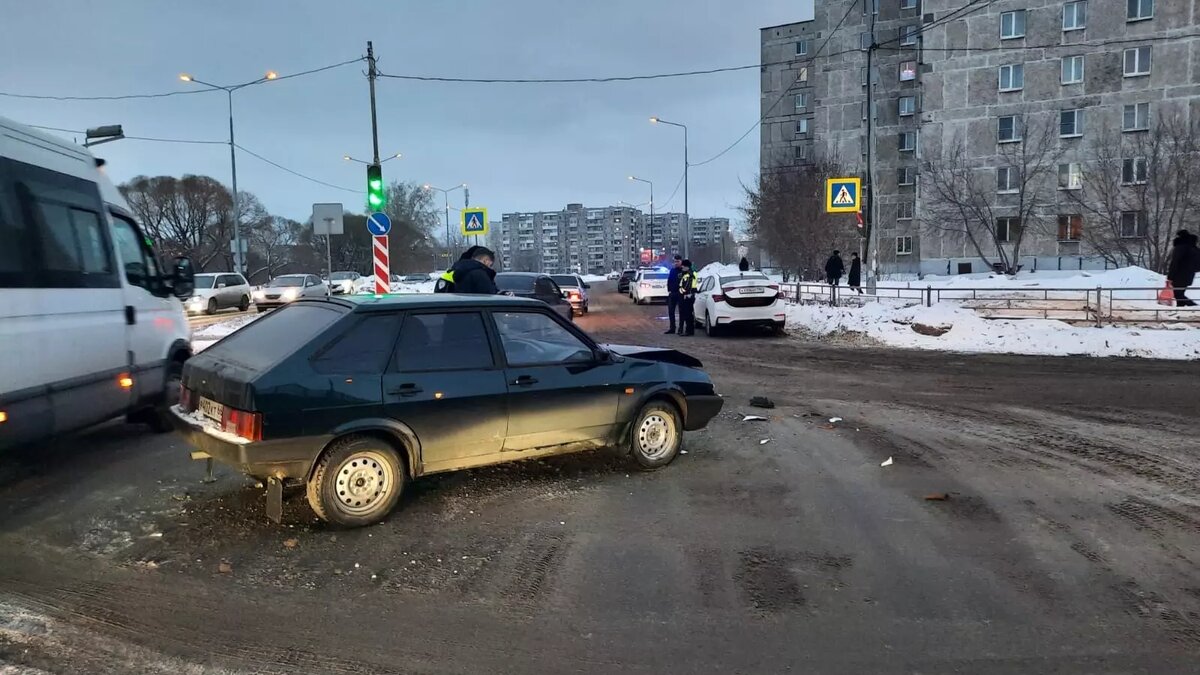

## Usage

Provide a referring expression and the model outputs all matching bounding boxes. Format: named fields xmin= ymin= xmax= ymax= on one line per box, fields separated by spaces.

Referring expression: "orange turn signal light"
xmin=624 ymin=387 xmax=635 ymax=395
xmin=0 ymin=411 xmax=7 ymax=423
xmin=118 ymin=374 xmax=134 ymax=389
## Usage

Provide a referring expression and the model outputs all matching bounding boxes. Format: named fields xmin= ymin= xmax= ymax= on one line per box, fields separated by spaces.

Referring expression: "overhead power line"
xmin=234 ymin=144 xmax=360 ymax=193
xmin=656 ymin=171 xmax=687 ymax=211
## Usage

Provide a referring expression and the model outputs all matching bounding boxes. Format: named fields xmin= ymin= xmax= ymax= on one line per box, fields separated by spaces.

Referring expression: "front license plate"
xmin=199 ymin=397 xmax=223 ymax=423
xmin=740 ymin=287 xmax=766 ymax=294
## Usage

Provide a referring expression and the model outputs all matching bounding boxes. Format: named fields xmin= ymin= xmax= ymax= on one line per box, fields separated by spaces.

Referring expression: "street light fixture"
xmin=628 ymin=176 xmax=655 ymax=255
xmin=424 ymin=183 xmax=468 ymax=263
xmin=343 ymin=152 xmax=402 ymax=164
xmin=649 ymin=116 xmax=689 ymax=257
xmin=178 ymin=69 xmax=278 ymax=275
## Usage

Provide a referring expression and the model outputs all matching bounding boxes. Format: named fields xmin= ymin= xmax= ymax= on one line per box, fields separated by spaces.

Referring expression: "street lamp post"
xmin=423 ymin=183 xmax=467 ymax=264
xmin=179 ymin=71 xmax=277 ymax=276
xmin=628 ymin=176 xmax=654 ymax=257
xmin=649 ymin=117 xmax=689 ymax=258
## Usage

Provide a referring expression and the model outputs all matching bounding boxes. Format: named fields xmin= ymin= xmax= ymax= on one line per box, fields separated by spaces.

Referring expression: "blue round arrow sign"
xmin=367 ymin=212 xmax=391 ymax=236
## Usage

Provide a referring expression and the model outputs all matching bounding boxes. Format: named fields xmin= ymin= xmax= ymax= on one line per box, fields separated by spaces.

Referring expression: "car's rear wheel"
xmin=629 ymin=400 xmax=682 ymax=470
xmin=146 ymin=357 xmax=184 ymax=433
xmin=307 ymin=436 xmax=405 ymax=527
xmin=239 ymin=295 xmax=250 ymax=312
xmin=705 ymin=311 xmax=721 ymax=337
xmin=206 ymin=298 xmax=217 ymax=315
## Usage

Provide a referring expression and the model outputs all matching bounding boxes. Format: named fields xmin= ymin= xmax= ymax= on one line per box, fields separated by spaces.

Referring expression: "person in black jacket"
xmin=678 ymin=259 xmax=698 ymax=335
xmin=664 ymin=255 xmax=683 ymax=334
xmin=739 ymin=256 xmax=751 ymax=272
xmin=847 ymin=252 xmax=863 ymax=294
xmin=1167 ymin=230 xmax=1200 ymax=307
xmin=824 ymin=250 xmax=845 ymax=286
xmin=446 ymin=246 xmax=498 ymax=294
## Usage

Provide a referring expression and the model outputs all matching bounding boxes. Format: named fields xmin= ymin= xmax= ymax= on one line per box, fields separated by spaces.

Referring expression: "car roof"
xmin=306 ymin=293 xmax=547 ymax=313
xmin=495 ymin=271 xmax=545 ymax=277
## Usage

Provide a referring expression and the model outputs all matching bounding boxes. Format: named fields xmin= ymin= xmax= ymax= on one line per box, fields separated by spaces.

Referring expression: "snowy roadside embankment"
xmin=786 ymin=301 xmax=1200 ymax=360
xmin=192 ymin=314 xmax=259 ymax=353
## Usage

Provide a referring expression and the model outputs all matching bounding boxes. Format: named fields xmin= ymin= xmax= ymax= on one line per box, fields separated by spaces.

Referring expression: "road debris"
xmin=680 ymin=449 xmax=688 ymax=454
xmin=217 ymin=560 xmax=233 ymax=574
xmin=283 ymin=538 xmax=299 ymax=549
xmin=880 ymin=457 xmax=894 ymax=467
xmin=924 ymin=493 xmax=950 ymax=501
xmin=750 ymin=396 xmax=775 ymax=409
xmin=759 ymin=439 xmax=772 ymax=445
xmin=742 ymin=414 xmax=768 ymax=422
xmin=829 ymin=417 xmax=843 ymax=424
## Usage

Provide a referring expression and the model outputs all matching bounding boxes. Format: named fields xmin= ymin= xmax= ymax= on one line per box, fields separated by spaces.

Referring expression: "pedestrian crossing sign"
xmin=461 ymin=208 xmax=489 ymax=236
xmin=826 ymin=177 xmax=861 ymax=213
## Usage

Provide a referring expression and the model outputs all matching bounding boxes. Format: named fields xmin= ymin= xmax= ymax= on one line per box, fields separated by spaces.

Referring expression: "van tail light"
xmin=222 ymin=407 xmax=262 ymax=442
xmin=180 ymin=386 xmax=194 ymax=411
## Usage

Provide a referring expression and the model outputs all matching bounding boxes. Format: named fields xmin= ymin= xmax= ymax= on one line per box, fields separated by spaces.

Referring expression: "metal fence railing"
xmin=783 ymin=283 xmax=1200 ymax=326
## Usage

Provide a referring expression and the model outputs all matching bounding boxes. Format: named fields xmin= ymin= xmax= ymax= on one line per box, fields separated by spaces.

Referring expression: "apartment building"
xmin=762 ymin=0 xmax=1197 ymax=275
xmin=498 ymin=204 xmax=641 ymax=274
xmin=689 ymin=217 xmax=732 ymax=248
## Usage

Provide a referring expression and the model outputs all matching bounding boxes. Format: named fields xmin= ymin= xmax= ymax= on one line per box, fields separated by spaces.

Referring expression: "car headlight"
xmin=252 ymin=290 xmax=265 ymax=300
xmin=282 ymin=288 xmax=300 ymax=300
xmin=188 ymin=296 xmax=203 ymax=304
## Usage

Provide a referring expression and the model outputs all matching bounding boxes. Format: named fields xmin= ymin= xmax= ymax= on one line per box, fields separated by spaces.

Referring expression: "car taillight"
xmin=640 ymin=283 xmax=651 ymax=289
xmin=713 ymin=293 xmax=725 ymax=302
xmin=222 ymin=407 xmax=262 ymax=441
xmin=569 ymin=290 xmax=580 ymax=299
xmin=180 ymin=385 xmax=194 ymax=411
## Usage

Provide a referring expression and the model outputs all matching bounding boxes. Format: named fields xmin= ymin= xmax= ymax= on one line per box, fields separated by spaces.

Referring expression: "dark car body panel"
xmin=617 ymin=270 xmax=636 ymax=294
xmin=494 ymin=272 xmax=573 ymax=321
xmin=172 ymin=294 xmax=721 ymax=481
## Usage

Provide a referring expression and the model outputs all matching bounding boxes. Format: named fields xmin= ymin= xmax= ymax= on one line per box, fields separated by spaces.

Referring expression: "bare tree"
xmin=248 ymin=216 xmax=301 ymax=282
xmin=119 ymin=175 xmax=234 ymax=270
xmin=920 ymin=115 xmax=1065 ymax=275
xmin=742 ymin=157 xmax=859 ymax=280
xmin=1063 ymin=113 xmax=1200 ymax=272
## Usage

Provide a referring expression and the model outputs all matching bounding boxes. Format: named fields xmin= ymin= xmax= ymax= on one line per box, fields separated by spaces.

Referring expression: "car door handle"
xmin=388 ymin=383 xmax=423 ymax=396
xmin=512 ymin=375 xmax=538 ymax=386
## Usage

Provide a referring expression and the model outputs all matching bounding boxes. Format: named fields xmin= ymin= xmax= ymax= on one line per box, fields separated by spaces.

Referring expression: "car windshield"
xmin=495 ymin=275 xmax=535 ymax=292
xmin=719 ymin=274 xmax=768 ymax=284
xmin=641 ymin=273 xmax=668 ymax=280
xmin=266 ymin=276 xmax=306 ymax=287
xmin=330 ymin=272 xmax=356 ymax=281
xmin=550 ymin=275 xmax=579 ymax=288
xmin=193 ymin=274 xmax=217 ymax=289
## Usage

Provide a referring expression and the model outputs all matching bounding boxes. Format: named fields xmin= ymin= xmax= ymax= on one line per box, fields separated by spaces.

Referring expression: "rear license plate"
xmin=199 ymin=397 xmax=223 ymax=423
xmin=739 ymin=287 xmax=766 ymax=294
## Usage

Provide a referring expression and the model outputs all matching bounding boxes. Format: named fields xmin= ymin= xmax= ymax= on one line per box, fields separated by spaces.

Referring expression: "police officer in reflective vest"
xmin=677 ymin=259 xmax=698 ymax=336
xmin=434 ymin=246 xmax=498 ymax=294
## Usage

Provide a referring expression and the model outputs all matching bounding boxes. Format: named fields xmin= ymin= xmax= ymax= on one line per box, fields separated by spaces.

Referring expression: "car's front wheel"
xmin=239 ymin=295 xmax=250 ymax=312
xmin=206 ymin=298 xmax=217 ymax=315
xmin=629 ymin=401 xmax=682 ymax=470
xmin=307 ymin=436 xmax=405 ymax=527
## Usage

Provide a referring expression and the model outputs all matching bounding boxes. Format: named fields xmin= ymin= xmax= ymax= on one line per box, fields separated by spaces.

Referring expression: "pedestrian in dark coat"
xmin=847 ymin=252 xmax=863 ymax=294
xmin=824 ymin=250 xmax=845 ymax=286
xmin=446 ymin=247 xmax=498 ymax=294
xmin=665 ymin=255 xmax=683 ymax=334
xmin=739 ymin=257 xmax=751 ymax=272
xmin=678 ymin=259 xmax=698 ymax=335
xmin=1167 ymin=230 xmax=1200 ymax=307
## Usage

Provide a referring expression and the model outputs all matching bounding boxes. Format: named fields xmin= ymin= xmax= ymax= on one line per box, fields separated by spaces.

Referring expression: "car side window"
xmin=493 ymin=311 xmax=593 ymax=366
xmin=234 ymin=274 xmax=247 ymax=286
xmin=534 ymin=278 xmax=559 ymax=297
xmin=392 ymin=312 xmax=494 ymax=372
xmin=311 ymin=313 xmax=403 ymax=375
xmin=110 ymin=213 xmax=161 ymax=293
xmin=307 ymin=275 xmax=319 ymax=287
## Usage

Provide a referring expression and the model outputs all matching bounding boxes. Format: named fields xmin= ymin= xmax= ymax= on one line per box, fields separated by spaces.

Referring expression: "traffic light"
xmin=366 ymin=163 xmax=385 ymax=210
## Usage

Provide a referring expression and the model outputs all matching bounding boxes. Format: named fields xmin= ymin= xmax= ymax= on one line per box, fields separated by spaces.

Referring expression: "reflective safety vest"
xmin=680 ymin=270 xmax=698 ymax=295
xmin=433 ymin=269 xmax=455 ymax=293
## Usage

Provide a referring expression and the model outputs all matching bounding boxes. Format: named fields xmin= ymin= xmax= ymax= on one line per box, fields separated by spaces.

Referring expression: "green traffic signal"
xmin=366 ymin=163 xmax=385 ymax=209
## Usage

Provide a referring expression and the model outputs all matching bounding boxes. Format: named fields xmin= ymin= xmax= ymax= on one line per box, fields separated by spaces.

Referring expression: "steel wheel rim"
xmin=638 ymin=413 xmax=675 ymax=460
xmin=334 ymin=451 xmax=394 ymax=515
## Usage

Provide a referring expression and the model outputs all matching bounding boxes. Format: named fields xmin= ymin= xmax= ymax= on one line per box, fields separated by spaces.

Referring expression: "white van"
xmin=0 ymin=116 xmax=197 ymax=451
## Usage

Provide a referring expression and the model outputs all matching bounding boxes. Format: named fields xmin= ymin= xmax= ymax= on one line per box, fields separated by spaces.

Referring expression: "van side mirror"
xmin=171 ymin=257 xmax=195 ymax=298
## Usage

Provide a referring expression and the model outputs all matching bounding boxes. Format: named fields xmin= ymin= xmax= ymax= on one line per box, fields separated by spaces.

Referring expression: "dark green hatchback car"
xmin=172 ymin=294 xmax=722 ymax=526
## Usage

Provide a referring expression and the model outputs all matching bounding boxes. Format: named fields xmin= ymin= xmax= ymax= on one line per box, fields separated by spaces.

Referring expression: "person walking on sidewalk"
xmin=847 ymin=252 xmax=864 ymax=295
xmin=665 ymin=255 xmax=683 ymax=334
xmin=825 ymin=250 xmax=845 ymax=286
xmin=1167 ymin=229 xmax=1200 ymax=307
xmin=678 ymin=259 xmax=698 ymax=335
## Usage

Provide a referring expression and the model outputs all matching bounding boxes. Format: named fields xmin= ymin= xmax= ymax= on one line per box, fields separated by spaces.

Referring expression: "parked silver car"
xmin=253 ymin=274 xmax=329 ymax=311
xmin=185 ymin=272 xmax=251 ymax=315
xmin=328 ymin=271 xmax=361 ymax=295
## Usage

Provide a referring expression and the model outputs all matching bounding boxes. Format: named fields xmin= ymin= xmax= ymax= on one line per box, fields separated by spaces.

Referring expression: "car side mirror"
xmin=171 ymin=256 xmax=195 ymax=298
xmin=217 ymin=282 xmax=226 ymax=288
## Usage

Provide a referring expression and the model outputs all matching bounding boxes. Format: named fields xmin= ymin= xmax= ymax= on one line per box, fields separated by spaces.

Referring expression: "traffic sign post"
xmin=825 ymin=177 xmax=861 ymax=214
xmin=461 ymin=207 xmax=488 ymax=237
xmin=367 ymin=212 xmax=391 ymax=295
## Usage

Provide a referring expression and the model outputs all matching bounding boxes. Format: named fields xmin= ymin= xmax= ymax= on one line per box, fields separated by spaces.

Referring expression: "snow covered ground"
xmin=192 ymin=314 xmax=259 ymax=353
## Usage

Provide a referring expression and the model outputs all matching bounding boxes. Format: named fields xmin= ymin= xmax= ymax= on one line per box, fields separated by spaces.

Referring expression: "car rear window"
xmin=641 ymin=273 xmax=667 ymax=280
xmin=551 ymin=275 xmax=579 ymax=287
xmin=719 ymin=274 xmax=768 ymax=284
xmin=311 ymin=313 xmax=402 ymax=375
xmin=207 ymin=304 xmax=347 ymax=369
xmin=496 ymin=275 xmax=534 ymax=292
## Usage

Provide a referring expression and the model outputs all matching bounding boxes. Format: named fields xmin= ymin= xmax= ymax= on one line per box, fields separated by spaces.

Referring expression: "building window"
xmin=796 ymin=39 xmax=809 ymax=56
xmin=899 ymin=61 xmax=917 ymax=81
xmin=997 ymin=167 xmax=1019 ymax=193
xmin=1000 ymin=10 xmax=1026 ymax=39
xmin=996 ymin=217 xmax=1022 ymax=242
xmin=1123 ymin=102 xmax=1150 ymax=131
xmin=900 ymin=25 xmax=919 ymax=46
xmin=1058 ymin=215 xmax=1083 ymax=241
xmin=866 ymin=0 xmax=879 ymax=14
xmin=1122 ymin=157 xmax=1149 ymax=184
xmin=797 ymin=66 xmax=809 ymax=83
xmin=998 ymin=64 xmax=1024 ymax=91
xmin=861 ymin=67 xmax=868 ymax=86
xmin=1124 ymin=46 xmax=1151 ymax=77
xmin=1061 ymin=56 xmax=1084 ymax=84
xmin=901 ymin=0 xmax=918 ymax=8
xmin=998 ymin=115 xmax=1021 ymax=143
xmin=1063 ymin=1 xmax=1087 ymax=30
xmin=1128 ymin=0 xmax=1153 ymax=21
xmin=898 ymin=95 xmax=916 ymax=116
xmin=794 ymin=145 xmax=809 ymax=161
xmin=861 ymin=31 xmax=873 ymax=50
xmin=1120 ymin=211 xmax=1147 ymax=238
xmin=897 ymin=202 xmax=915 ymax=220
xmin=1058 ymin=163 xmax=1082 ymax=190
xmin=796 ymin=119 xmax=809 ymax=136
xmin=1060 ymin=109 xmax=1084 ymax=137
xmin=898 ymin=131 xmax=916 ymax=152
xmin=795 ymin=92 xmax=809 ymax=112
xmin=896 ymin=236 xmax=913 ymax=255
xmin=898 ymin=167 xmax=916 ymax=186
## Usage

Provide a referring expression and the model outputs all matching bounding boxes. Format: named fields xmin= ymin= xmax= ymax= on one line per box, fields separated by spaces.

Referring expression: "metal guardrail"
xmin=783 ymin=283 xmax=1200 ymax=326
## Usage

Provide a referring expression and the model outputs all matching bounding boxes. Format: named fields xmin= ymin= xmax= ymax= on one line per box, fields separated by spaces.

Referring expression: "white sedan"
xmin=630 ymin=269 xmax=670 ymax=304
xmin=694 ymin=271 xmax=786 ymax=336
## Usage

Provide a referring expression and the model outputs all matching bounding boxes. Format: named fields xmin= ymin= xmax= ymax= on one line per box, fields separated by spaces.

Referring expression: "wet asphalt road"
xmin=2 ymin=283 xmax=1200 ymax=673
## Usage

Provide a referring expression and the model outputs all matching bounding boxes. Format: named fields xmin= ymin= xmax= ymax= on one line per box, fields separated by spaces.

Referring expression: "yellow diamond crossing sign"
xmin=826 ymin=177 xmax=861 ymax=213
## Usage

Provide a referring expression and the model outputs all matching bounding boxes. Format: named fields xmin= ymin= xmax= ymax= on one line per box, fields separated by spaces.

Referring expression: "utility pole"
xmin=682 ymin=126 xmax=689 ymax=260
xmin=366 ymin=41 xmax=381 ymax=166
xmin=864 ymin=7 xmax=878 ymax=290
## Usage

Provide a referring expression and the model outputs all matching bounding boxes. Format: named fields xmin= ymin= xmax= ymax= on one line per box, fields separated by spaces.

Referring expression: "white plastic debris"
xmin=759 ymin=439 xmax=771 ymax=445
xmin=880 ymin=457 xmax=894 ymax=467
xmin=680 ymin=449 xmax=688 ymax=455
xmin=354 ymin=562 xmax=360 ymax=569
xmin=829 ymin=417 xmax=843 ymax=424
xmin=743 ymin=414 xmax=768 ymax=422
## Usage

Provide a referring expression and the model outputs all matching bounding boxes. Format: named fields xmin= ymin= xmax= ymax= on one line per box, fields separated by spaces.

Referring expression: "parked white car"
xmin=0 ymin=115 xmax=196 ymax=451
xmin=253 ymin=274 xmax=329 ymax=311
xmin=185 ymin=272 xmax=251 ymax=315
xmin=328 ymin=271 xmax=361 ymax=295
xmin=694 ymin=271 xmax=786 ymax=336
xmin=551 ymin=274 xmax=590 ymax=315
xmin=630 ymin=269 xmax=670 ymax=305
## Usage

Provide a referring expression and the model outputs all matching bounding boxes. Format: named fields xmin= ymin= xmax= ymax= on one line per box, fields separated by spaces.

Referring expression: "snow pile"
xmin=391 ymin=281 xmax=435 ymax=294
xmin=786 ymin=300 xmax=1200 ymax=360
xmin=581 ymin=274 xmax=609 ymax=283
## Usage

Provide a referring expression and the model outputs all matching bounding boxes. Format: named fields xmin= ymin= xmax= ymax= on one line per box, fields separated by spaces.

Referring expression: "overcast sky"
xmin=2 ymin=0 xmax=813 ymax=228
